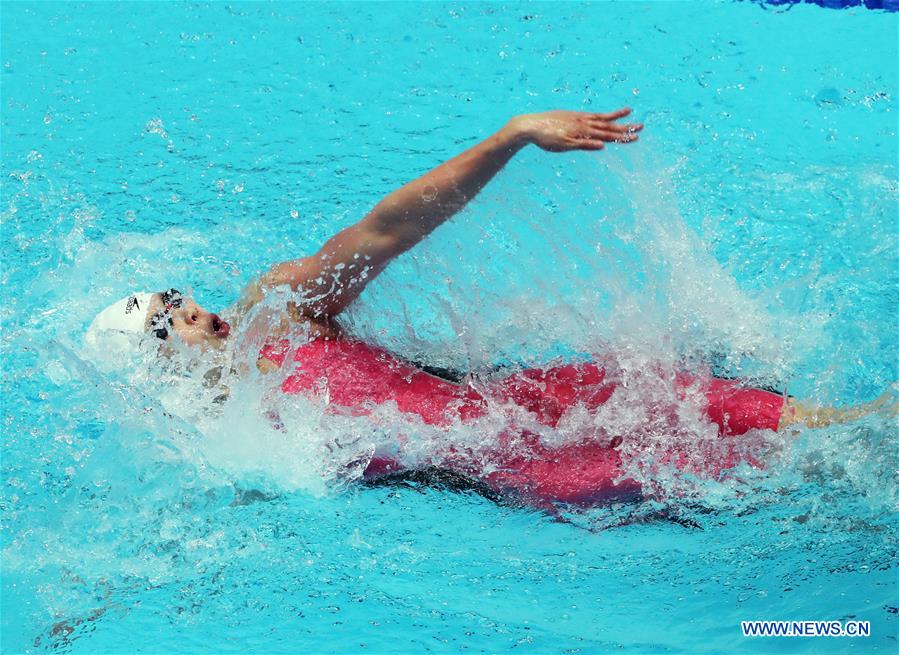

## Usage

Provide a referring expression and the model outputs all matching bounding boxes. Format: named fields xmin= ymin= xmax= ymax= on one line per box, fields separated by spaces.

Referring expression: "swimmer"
xmin=86 ymin=108 xmax=893 ymax=503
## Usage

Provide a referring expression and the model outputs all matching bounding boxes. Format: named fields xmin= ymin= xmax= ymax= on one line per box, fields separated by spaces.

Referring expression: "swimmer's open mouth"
xmin=213 ymin=316 xmax=230 ymax=338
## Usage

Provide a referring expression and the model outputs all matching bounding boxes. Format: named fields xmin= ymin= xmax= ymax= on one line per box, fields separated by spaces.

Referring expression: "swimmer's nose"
xmin=211 ymin=314 xmax=230 ymax=338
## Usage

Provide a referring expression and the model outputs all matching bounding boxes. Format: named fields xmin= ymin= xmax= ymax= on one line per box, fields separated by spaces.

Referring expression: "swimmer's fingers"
xmin=589 ymin=116 xmax=643 ymax=134
xmin=575 ymin=139 xmax=606 ymax=151
xmin=573 ymin=127 xmax=639 ymax=150
xmin=600 ymin=121 xmax=644 ymax=134
xmin=587 ymin=128 xmax=640 ymax=144
xmin=590 ymin=107 xmax=632 ymax=121
xmin=887 ymin=400 xmax=899 ymax=418
xmin=866 ymin=388 xmax=898 ymax=416
xmin=589 ymin=115 xmax=642 ymax=131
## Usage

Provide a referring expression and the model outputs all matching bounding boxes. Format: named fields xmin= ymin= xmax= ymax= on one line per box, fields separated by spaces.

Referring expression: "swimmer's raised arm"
xmin=258 ymin=108 xmax=642 ymax=320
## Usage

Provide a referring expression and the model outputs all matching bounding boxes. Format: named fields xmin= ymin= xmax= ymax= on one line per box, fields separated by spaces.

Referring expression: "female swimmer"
xmin=85 ymin=108 xmax=891 ymax=504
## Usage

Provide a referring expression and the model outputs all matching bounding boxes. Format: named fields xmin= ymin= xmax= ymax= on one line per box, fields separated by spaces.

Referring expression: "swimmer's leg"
xmin=779 ymin=389 xmax=897 ymax=430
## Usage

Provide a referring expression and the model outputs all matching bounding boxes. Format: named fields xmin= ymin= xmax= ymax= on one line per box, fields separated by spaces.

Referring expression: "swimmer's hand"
xmin=509 ymin=108 xmax=642 ymax=152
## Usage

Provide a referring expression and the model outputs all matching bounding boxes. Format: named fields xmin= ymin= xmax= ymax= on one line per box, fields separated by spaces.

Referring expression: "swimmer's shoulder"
xmin=228 ymin=261 xmax=311 ymax=322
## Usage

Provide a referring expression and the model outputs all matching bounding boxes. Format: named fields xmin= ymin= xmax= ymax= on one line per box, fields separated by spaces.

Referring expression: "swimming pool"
xmin=2 ymin=1 xmax=897 ymax=653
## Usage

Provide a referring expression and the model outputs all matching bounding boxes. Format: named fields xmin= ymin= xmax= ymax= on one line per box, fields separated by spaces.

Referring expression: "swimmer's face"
xmin=147 ymin=292 xmax=231 ymax=349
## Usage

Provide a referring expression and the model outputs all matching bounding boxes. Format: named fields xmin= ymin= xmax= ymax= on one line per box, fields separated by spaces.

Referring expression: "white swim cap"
xmin=84 ymin=292 xmax=155 ymax=352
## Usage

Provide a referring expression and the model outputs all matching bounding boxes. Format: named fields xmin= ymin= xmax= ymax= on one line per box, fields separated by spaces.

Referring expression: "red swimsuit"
xmin=260 ymin=338 xmax=785 ymax=505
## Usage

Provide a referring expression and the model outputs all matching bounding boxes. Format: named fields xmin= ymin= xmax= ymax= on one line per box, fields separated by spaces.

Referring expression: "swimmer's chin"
xmin=185 ymin=327 xmax=232 ymax=352
xmin=208 ymin=329 xmax=231 ymax=350
xmin=200 ymin=318 xmax=231 ymax=349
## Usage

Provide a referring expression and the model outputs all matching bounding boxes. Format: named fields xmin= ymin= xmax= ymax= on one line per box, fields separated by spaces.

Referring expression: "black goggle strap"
xmin=150 ymin=288 xmax=184 ymax=340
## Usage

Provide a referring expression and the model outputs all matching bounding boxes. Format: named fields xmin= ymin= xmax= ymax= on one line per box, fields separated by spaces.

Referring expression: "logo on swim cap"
xmin=83 ymin=291 xmax=155 ymax=360
xmin=125 ymin=295 xmax=141 ymax=314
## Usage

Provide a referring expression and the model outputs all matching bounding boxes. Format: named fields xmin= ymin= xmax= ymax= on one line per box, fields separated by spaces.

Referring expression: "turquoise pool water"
xmin=2 ymin=1 xmax=897 ymax=653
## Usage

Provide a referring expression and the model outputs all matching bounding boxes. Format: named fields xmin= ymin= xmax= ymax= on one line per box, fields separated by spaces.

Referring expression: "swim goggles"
xmin=149 ymin=288 xmax=184 ymax=340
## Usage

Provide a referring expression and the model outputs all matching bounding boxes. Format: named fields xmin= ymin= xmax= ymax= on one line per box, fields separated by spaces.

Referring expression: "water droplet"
xmin=144 ymin=117 xmax=168 ymax=139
